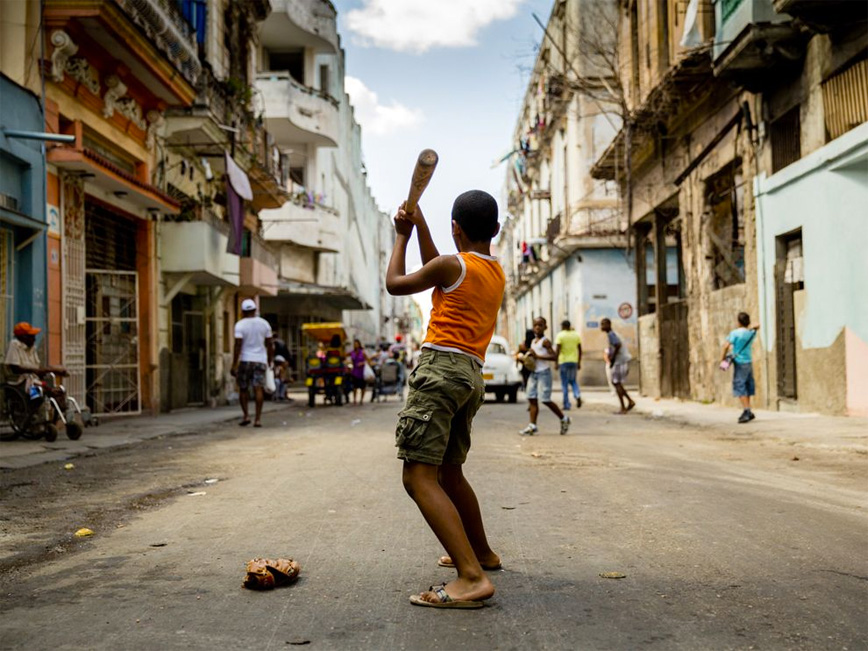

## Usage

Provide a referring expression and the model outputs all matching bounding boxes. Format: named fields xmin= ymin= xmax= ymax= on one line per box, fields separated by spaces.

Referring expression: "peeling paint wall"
xmin=755 ymin=122 xmax=868 ymax=415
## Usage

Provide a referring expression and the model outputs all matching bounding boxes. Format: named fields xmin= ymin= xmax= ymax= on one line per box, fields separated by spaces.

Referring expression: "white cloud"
xmin=344 ymin=76 xmax=424 ymax=136
xmin=344 ymin=0 xmax=526 ymax=54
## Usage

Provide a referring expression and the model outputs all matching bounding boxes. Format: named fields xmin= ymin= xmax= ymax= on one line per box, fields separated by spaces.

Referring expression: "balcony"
xmin=773 ymin=0 xmax=867 ymax=32
xmin=257 ymin=72 xmax=340 ymax=148
xmin=712 ymin=0 xmax=805 ymax=88
xmin=260 ymin=0 xmax=339 ymax=55
xmin=165 ymin=69 xmax=287 ymax=209
xmin=259 ymin=197 xmax=342 ymax=252
xmin=240 ymin=237 xmax=280 ymax=297
xmin=160 ymin=219 xmax=240 ymax=286
xmin=44 ymin=0 xmax=200 ymax=105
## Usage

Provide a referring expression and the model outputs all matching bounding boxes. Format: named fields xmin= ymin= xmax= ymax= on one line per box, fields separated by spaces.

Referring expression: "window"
xmin=268 ymin=50 xmax=305 ymax=84
xmin=721 ymin=0 xmax=744 ymax=22
xmin=771 ymin=106 xmax=801 ymax=173
xmin=822 ymin=56 xmax=868 ymax=142
xmin=705 ymin=162 xmax=745 ymax=289
xmin=319 ymin=64 xmax=330 ymax=96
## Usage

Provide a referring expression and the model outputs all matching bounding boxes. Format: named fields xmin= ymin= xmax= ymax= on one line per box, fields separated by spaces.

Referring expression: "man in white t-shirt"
xmin=231 ymin=298 xmax=274 ymax=427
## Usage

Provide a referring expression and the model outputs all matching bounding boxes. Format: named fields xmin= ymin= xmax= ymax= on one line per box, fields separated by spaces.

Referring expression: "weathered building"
xmin=500 ymin=0 xmax=634 ymax=387
xmin=592 ymin=0 xmax=867 ymax=415
xmin=255 ymin=0 xmax=397 ymax=370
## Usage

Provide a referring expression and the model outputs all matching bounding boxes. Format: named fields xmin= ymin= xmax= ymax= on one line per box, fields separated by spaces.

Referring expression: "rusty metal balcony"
xmin=44 ymin=0 xmax=201 ymax=104
xmin=772 ymin=0 xmax=868 ymax=32
xmin=712 ymin=0 xmax=805 ymax=89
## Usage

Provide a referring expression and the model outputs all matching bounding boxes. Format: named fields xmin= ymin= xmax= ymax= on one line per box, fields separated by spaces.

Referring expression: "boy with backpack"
xmin=721 ymin=312 xmax=760 ymax=423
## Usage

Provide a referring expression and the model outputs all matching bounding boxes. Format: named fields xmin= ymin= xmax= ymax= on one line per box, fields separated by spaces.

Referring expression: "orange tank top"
xmin=422 ymin=252 xmax=505 ymax=364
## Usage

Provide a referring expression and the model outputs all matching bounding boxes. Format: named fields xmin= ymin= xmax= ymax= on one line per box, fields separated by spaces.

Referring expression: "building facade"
xmin=591 ymin=0 xmax=866 ymax=415
xmin=255 ymin=0 xmax=398 ymax=371
xmin=500 ymin=0 xmax=634 ymax=387
xmin=0 ymin=0 xmax=395 ymax=415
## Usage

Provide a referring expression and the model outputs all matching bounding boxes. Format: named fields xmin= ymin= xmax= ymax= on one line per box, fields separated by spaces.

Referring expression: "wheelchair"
xmin=0 ymin=372 xmax=96 ymax=442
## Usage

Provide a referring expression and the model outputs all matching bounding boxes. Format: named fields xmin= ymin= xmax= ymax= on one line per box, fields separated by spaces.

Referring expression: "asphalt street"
xmin=1 ymin=394 xmax=866 ymax=650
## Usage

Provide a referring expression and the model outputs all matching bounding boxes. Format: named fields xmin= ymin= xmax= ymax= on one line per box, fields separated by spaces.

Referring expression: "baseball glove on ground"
xmin=242 ymin=557 xmax=301 ymax=590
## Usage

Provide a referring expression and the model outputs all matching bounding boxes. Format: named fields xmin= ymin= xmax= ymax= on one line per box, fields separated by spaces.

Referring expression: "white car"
xmin=483 ymin=335 xmax=522 ymax=403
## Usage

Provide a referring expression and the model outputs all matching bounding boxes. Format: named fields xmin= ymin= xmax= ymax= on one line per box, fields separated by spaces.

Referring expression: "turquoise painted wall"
xmin=755 ymin=121 xmax=868 ymax=350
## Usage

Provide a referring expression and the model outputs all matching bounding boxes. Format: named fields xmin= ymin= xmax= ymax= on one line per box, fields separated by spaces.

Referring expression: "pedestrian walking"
xmin=721 ymin=312 xmax=760 ymax=423
xmin=519 ymin=317 xmax=571 ymax=436
xmin=348 ymin=339 xmax=370 ymax=405
xmin=555 ymin=319 xmax=582 ymax=410
xmin=515 ymin=328 xmax=534 ymax=390
xmin=230 ymin=298 xmax=274 ymax=427
xmin=601 ymin=318 xmax=635 ymax=414
xmin=386 ymin=189 xmax=504 ymax=609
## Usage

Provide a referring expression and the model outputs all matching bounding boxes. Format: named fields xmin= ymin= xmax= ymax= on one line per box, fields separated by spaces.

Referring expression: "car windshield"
xmin=487 ymin=342 xmax=507 ymax=356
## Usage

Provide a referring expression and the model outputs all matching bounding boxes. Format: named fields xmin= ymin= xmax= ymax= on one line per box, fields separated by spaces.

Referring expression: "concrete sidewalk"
xmin=578 ymin=387 xmax=868 ymax=455
xmin=0 ymin=401 xmax=292 ymax=470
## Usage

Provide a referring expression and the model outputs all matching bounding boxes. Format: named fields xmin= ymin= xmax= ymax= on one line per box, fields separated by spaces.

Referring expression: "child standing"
xmin=386 ymin=190 xmax=504 ymax=609
xmin=519 ymin=317 xmax=571 ymax=436
xmin=721 ymin=312 xmax=760 ymax=423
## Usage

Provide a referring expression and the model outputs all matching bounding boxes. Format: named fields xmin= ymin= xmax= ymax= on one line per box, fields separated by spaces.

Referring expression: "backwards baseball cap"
xmin=14 ymin=322 xmax=41 ymax=336
xmin=241 ymin=298 xmax=257 ymax=312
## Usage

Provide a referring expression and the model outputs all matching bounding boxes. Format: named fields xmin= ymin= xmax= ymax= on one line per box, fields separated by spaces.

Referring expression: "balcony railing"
xmin=257 ymin=71 xmax=340 ymax=148
xmin=113 ymin=0 xmax=201 ymax=85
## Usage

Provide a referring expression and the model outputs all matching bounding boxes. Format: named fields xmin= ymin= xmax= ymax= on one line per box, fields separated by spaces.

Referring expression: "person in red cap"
xmin=4 ymin=322 xmax=66 ymax=390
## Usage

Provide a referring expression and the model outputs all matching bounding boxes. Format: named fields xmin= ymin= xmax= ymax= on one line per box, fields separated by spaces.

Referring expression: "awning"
xmin=272 ymin=279 xmax=371 ymax=311
xmin=0 ymin=207 xmax=47 ymax=234
xmin=48 ymin=147 xmax=180 ymax=214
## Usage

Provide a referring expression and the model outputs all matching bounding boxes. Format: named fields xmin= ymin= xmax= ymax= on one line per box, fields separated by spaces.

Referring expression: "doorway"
xmin=775 ymin=231 xmax=803 ymax=401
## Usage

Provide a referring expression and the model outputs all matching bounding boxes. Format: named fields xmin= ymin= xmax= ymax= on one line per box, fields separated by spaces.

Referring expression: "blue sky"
xmin=334 ymin=0 xmax=554 ymax=267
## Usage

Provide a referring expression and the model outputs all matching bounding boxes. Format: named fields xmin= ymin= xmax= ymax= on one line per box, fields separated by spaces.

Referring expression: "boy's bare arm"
xmin=386 ymin=209 xmax=460 ymax=296
xmin=403 ymin=204 xmax=440 ymax=264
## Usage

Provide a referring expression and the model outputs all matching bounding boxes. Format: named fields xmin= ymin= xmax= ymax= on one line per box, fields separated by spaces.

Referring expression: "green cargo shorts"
xmin=395 ymin=349 xmax=485 ymax=466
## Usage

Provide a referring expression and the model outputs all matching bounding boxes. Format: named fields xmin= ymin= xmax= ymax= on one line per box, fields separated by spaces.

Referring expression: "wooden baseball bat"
xmin=405 ymin=149 xmax=439 ymax=214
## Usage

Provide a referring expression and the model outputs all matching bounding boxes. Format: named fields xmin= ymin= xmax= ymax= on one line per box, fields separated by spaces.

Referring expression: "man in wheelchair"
xmin=2 ymin=322 xmax=78 ymax=441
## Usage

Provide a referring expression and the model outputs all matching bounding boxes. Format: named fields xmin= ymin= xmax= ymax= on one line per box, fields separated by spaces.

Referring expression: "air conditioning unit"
xmin=0 ymin=193 xmax=20 ymax=212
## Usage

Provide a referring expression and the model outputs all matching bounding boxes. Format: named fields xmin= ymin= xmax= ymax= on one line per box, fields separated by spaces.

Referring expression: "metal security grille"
xmin=63 ymin=239 xmax=87 ymax=403
xmin=771 ymin=106 xmax=801 ymax=173
xmin=822 ymin=57 xmax=868 ymax=142
xmin=85 ymin=203 xmax=137 ymax=271
xmin=85 ymin=270 xmax=141 ymax=415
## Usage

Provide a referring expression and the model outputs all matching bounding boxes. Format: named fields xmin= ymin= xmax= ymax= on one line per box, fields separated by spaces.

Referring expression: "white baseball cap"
xmin=241 ymin=298 xmax=257 ymax=312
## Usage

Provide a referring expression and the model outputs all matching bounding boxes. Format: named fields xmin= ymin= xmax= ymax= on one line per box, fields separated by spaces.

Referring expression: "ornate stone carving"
xmin=117 ymin=97 xmax=147 ymax=131
xmin=50 ymin=30 xmax=78 ymax=83
xmin=62 ymin=172 xmax=85 ymax=241
xmin=66 ymin=58 xmax=100 ymax=95
xmin=146 ymin=110 xmax=165 ymax=148
xmin=102 ymin=75 xmax=128 ymax=119
xmin=50 ymin=30 xmax=100 ymax=95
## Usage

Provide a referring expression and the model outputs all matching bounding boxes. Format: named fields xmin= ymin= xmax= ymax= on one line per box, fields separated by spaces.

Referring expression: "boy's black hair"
xmin=738 ymin=312 xmax=750 ymax=327
xmin=452 ymin=190 xmax=498 ymax=242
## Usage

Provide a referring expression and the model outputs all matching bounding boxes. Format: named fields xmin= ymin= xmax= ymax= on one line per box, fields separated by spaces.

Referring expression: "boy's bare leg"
xmin=403 ymin=461 xmax=495 ymax=603
xmin=437 ymin=464 xmax=500 ymax=568
xmin=240 ymin=388 xmax=250 ymax=422
xmin=528 ymin=398 xmax=539 ymax=423
xmin=253 ymin=386 xmax=264 ymax=425
xmin=543 ymin=401 xmax=564 ymax=419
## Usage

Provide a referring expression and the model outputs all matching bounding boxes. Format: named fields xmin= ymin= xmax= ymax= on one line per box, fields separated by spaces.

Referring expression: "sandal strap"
xmin=431 ymin=585 xmax=452 ymax=604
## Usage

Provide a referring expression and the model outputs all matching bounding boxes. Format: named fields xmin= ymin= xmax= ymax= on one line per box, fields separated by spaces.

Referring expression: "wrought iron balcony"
xmin=113 ymin=0 xmax=201 ymax=85
xmin=712 ymin=0 xmax=805 ymax=88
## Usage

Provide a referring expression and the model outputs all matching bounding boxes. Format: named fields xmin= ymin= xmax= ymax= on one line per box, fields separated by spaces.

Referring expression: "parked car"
xmin=482 ymin=335 xmax=522 ymax=403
